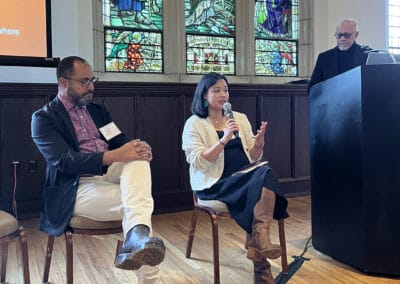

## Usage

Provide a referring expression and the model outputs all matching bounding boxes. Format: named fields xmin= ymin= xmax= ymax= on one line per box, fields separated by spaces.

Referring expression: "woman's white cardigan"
xmin=182 ymin=111 xmax=261 ymax=191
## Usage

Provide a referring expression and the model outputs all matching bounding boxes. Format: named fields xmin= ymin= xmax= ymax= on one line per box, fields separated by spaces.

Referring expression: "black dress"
xmin=196 ymin=131 xmax=288 ymax=234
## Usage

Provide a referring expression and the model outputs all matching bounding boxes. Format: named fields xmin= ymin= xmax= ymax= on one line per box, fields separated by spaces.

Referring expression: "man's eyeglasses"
xmin=63 ymin=76 xmax=99 ymax=87
xmin=334 ymin=32 xmax=354 ymax=39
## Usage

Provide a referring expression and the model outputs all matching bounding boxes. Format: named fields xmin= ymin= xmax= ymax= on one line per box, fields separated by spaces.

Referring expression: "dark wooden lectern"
xmin=309 ymin=64 xmax=400 ymax=276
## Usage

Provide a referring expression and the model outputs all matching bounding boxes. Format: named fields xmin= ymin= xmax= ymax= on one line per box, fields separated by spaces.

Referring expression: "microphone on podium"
xmin=223 ymin=102 xmax=238 ymax=138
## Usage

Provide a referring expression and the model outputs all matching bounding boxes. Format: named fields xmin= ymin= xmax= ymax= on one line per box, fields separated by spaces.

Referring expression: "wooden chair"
xmin=42 ymin=216 xmax=123 ymax=284
xmin=186 ymin=193 xmax=288 ymax=284
xmin=0 ymin=210 xmax=30 ymax=284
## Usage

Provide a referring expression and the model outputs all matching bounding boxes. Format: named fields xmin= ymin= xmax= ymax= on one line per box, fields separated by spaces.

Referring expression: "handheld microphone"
xmin=223 ymin=102 xmax=238 ymax=138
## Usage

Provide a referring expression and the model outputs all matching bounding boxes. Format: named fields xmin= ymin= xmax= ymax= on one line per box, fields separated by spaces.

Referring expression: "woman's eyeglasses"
xmin=334 ymin=32 xmax=354 ymax=39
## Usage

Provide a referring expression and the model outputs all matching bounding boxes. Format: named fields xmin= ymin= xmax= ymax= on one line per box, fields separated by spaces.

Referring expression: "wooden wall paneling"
xmin=262 ymin=96 xmax=292 ymax=179
xmin=138 ymin=94 xmax=182 ymax=189
xmin=138 ymin=94 xmax=192 ymax=213
xmin=228 ymin=91 xmax=258 ymax=132
xmin=95 ymin=96 xmax=136 ymax=139
xmin=293 ymin=95 xmax=310 ymax=178
xmin=183 ymin=92 xmax=194 ymax=122
xmin=182 ymin=92 xmax=194 ymax=195
xmin=0 ymin=96 xmax=48 ymax=215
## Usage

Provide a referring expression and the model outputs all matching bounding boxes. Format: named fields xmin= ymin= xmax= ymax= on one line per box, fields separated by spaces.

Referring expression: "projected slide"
xmin=0 ymin=0 xmax=47 ymax=57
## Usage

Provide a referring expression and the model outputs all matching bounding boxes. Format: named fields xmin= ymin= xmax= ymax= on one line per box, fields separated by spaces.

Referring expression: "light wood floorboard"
xmin=2 ymin=196 xmax=400 ymax=283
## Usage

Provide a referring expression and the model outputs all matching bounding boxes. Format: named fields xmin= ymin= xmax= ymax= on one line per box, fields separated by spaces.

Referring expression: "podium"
xmin=309 ymin=64 xmax=400 ymax=276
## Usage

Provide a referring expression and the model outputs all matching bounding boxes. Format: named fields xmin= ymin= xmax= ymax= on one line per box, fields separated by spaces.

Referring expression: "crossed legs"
xmin=74 ymin=160 xmax=165 ymax=283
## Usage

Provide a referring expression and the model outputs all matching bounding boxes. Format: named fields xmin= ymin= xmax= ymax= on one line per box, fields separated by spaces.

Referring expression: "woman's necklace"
xmin=212 ymin=117 xmax=224 ymax=129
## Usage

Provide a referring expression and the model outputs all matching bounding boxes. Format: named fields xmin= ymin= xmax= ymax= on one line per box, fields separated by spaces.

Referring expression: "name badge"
xmin=99 ymin=122 xmax=122 ymax=141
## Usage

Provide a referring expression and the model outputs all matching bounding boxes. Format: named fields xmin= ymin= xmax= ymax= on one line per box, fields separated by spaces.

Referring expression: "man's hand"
xmin=103 ymin=139 xmax=153 ymax=165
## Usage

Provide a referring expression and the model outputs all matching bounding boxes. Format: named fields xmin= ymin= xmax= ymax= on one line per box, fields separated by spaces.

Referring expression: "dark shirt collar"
xmin=337 ymin=42 xmax=359 ymax=73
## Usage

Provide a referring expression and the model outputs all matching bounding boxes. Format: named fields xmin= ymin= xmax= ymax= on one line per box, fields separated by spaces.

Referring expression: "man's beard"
xmin=68 ymin=89 xmax=93 ymax=106
xmin=338 ymin=42 xmax=352 ymax=51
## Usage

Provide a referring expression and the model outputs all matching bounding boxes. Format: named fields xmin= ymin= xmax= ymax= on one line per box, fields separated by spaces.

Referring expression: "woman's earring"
xmin=204 ymin=100 xmax=208 ymax=107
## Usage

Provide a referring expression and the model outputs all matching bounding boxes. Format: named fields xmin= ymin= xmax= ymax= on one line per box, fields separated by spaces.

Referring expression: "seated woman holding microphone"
xmin=182 ymin=72 xmax=288 ymax=283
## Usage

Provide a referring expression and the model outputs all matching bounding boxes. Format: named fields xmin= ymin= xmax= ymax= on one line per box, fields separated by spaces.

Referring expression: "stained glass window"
xmin=389 ymin=0 xmax=400 ymax=54
xmin=254 ymin=0 xmax=299 ymax=76
xmin=103 ymin=0 xmax=163 ymax=73
xmin=185 ymin=0 xmax=236 ymax=74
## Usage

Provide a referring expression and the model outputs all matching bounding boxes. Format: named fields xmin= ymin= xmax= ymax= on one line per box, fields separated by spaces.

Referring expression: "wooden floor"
xmin=2 ymin=196 xmax=400 ymax=283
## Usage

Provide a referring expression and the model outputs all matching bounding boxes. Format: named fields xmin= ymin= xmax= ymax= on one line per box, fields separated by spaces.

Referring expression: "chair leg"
xmin=278 ymin=219 xmax=288 ymax=274
xmin=1 ymin=239 xmax=9 ymax=283
xmin=210 ymin=214 xmax=220 ymax=284
xmin=186 ymin=208 xmax=199 ymax=258
xmin=42 ymin=235 xmax=54 ymax=283
xmin=115 ymin=239 xmax=123 ymax=262
xmin=18 ymin=227 xmax=31 ymax=284
xmin=65 ymin=231 xmax=73 ymax=284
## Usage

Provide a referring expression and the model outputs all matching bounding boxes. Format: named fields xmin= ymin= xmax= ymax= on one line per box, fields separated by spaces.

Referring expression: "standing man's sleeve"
xmin=308 ymin=55 xmax=323 ymax=91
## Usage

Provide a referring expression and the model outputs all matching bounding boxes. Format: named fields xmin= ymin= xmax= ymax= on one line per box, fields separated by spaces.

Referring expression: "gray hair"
xmin=337 ymin=19 xmax=358 ymax=31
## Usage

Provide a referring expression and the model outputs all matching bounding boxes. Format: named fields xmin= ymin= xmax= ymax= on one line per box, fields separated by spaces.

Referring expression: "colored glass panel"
xmin=254 ymin=0 xmax=298 ymax=39
xmin=185 ymin=0 xmax=235 ymax=35
xmin=255 ymin=39 xmax=297 ymax=76
xmin=103 ymin=0 xmax=163 ymax=30
xmin=185 ymin=0 xmax=235 ymax=74
xmin=105 ymin=29 xmax=162 ymax=73
xmin=103 ymin=0 xmax=163 ymax=73
xmin=186 ymin=35 xmax=235 ymax=74
xmin=254 ymin=0 xmax=298 ymax=76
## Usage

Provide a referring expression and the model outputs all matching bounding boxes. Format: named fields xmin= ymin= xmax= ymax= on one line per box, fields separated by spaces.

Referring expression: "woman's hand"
xmin=200 ymin=118 xmax=239 ymax=162
xmin=253 ymin=121 xmax=267 ymax=148
xmin=250 ymin=121 xmax=267 ymax=161
xmin=222 ymin=118 xmax=239 ymax=142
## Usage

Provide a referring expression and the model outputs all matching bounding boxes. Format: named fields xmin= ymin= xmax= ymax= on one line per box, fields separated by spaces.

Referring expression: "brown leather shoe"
xmin=115 ymin=224 xmax=165 ymax=270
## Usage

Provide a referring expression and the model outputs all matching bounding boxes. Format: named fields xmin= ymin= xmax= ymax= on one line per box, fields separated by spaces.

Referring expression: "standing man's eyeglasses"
xmin=63 ymin=76 xmax=99 ymax=87
xmin=334 ymin=32 xmax=354 ymax=39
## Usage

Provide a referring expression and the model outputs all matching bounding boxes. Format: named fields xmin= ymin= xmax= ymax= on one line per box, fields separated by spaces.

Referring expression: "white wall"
xmin=313 ymin=0 xmax=387 ymax=63
xmin=0 ymin=0 xmax=389 ymax=83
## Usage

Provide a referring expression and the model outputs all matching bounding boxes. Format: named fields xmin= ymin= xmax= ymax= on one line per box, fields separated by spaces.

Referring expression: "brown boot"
xmin=245 ymin=233 xmax=251 ymax=250
xmin=246 ymin=233 xmax=255 ymax=260
xmin=253 ymin=250 xmax=274 ymax=284
xmin=115 ymin=224 xmax=165 ymax=270
xmin=250 ymin=189 xmax=281 ymax=259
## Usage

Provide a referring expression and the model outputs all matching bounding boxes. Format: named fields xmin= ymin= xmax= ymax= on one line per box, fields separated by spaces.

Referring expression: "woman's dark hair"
xmin=191 ymin=72 xmax=228 ymax=118
xmin=56 ymin=56 xmax=88 ymax=80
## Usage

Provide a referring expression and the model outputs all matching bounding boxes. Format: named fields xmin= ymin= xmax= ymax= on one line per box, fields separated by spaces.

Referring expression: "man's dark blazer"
xmin=308 ymin=43 xmax=370 ymax=90
xmin=31 ymin=96 xmax=130 ymax=236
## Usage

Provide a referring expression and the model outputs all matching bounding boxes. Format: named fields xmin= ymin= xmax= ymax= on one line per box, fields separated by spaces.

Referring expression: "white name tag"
xmin=99 ymin=122 xmax=122 ymax=141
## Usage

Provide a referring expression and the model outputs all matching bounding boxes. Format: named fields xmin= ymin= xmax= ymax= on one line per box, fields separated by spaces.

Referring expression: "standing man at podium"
xmin=309 ymin=19 xmax=371 ymax=90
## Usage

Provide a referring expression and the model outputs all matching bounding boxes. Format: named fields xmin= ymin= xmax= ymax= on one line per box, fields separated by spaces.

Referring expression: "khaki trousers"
xmin=73 ymin=160 xmax=159 ymax=283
